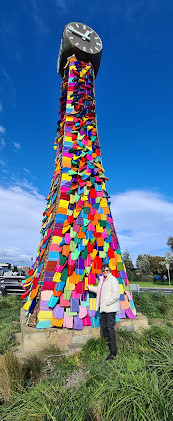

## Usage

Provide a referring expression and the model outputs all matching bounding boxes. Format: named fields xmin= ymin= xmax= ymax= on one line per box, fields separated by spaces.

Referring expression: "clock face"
xmin=65 ymin=22 xmax=102 ymax=54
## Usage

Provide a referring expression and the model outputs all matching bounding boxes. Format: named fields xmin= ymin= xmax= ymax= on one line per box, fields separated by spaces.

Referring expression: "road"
xmin=139 ymin=287 xmax=173 ymax=294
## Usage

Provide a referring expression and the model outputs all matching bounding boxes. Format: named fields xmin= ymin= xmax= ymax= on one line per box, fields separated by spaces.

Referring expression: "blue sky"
xmin=0 ymin=0 xmax=173 ymax=265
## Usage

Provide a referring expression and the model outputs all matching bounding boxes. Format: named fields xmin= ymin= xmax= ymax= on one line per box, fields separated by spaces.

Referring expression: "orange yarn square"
xmin=51 ymin=315 xmax=63 ymax=327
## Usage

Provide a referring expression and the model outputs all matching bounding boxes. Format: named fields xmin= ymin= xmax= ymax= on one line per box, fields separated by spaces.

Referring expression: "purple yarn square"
xmin=53 ymin=304 xmax=64 ymax=319
xmin=117 ymin=309 xmax=126 ymax=319
xmin=73 ymin=315 xmax=83 ymax=330
xmin=70 ymin=298 xmax=79 ymax=312
xmin=44 ymin=271 xmax=55 ymax=279
xmin=54 ymin=223 xmax=63 ymax=229
xmin=119 ymin=271 xmax=126 ymax=279
xmin=69 ymin=203 xmax=75 ymax=210
xmin=77 ymin=256 xmax=85 ymax=270
xmin=81 ymin=291 xmax=88 ymax=301
xmin=76 ymin=217 xmax=84 ymax=225
xmin=87 ymin=306 xmax=96 ymax=317
xmin=39 ymin=300 xmax=49 ymax=311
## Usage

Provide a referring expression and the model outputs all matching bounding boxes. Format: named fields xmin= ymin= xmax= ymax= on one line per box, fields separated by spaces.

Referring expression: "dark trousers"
xmin=100 ymin=312 xmax=116 ymax=355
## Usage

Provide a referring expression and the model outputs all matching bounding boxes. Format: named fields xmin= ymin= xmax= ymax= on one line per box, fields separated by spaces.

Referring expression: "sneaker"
xmin=105 ymin=354 xmax=116 ymax=361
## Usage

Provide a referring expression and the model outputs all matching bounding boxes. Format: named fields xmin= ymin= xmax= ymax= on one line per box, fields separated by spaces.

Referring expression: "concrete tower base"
xmin=15 ymin=309 xmax=149 ymax=358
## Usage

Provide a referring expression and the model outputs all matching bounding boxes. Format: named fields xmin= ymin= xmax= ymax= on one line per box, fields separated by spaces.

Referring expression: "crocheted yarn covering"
xmin=22 ymin=57 xmax=136 ymax=329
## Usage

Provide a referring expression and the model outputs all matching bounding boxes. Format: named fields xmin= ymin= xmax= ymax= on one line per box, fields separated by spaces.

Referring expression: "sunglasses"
xmin=102 ymin=269 xmax=109 ymax=272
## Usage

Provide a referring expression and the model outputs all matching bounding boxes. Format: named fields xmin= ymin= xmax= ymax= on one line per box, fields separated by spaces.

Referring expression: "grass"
xmin=130 ymin=281 xmax=173 ymax=288
xmin=0 ymin=294 xmax=173 ymax=420
xmin=0 ymin=295 xmax=21 ymax=354
xmin=0 ymin=326 xmax=173 ymax=420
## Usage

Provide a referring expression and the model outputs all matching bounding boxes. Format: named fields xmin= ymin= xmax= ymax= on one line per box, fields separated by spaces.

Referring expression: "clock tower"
xmin=57 ymin=22 xmax=102 ymax=78
xmin=22 ymin=23 xmax=136 ymax=330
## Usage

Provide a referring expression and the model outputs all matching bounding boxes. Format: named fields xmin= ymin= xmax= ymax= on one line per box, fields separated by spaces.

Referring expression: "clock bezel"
xmin=65 ymin=22 xmax=102 ymax=55
xmin=57 ymin=22 xmax=103 ymax=79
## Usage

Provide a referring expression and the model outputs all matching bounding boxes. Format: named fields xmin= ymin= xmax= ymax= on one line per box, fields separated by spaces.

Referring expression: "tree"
xmin=123 ymin=249 xmax=134 ymax=270
xmin=164 ymin=251 xmax=173 ymax=267
xmin=167 ymin=237 xmax=173 ymax=252
xmin=136 ymin=254 xmax=152 ymax=275
xmin=146 ymin=255 xmax=165 ymax=275
xmin=160 ymin=251 xmax=173 ymax=284
xmin=123 ymin=249 xmax=134 ymax=280
xmin=160 ymin=251 xmax=173 ymax=271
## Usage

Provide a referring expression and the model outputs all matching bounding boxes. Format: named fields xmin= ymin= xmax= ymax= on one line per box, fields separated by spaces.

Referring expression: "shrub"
xmin=128 ymin=273 xmax=141 ymax=283
xmin=134 ymin=292 xmax=173 ymax=321
xmin=141 ymin=274 xmax=154 ymax=282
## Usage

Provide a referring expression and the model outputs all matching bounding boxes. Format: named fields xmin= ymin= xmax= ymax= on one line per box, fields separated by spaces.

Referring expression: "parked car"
xmin=0 ymin=270 xmax=25 ymax=296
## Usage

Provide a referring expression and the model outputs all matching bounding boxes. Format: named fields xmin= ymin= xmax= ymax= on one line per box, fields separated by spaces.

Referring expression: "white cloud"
xmin=0 ymin=139 xmax=6 ymax=149
xmin=0 ymin=159 xmax=7 ymax=174
xmin=0 ymin=183 xmax=45 ymax=265
xmin=29 ymin=0 xmax=49 ymax=36
xmin=1 ymin=69 xmax=16 ymax=101
xmin=0 ymin=125 xmax=6 ymax=135
xmin=0 ymin=184 xmax=172 ymax=266
xmin=25 ymin=0 xmax=68 ymax=37
xmin=0 ymin=159 xmax=5 ymax=166
xmin=13 ymin=142 xmax=20 ymax=150
xmin=110 ymin=190 xmax=173 ymax=262
xmin=52 ymin=0 xmax=69 ymax=13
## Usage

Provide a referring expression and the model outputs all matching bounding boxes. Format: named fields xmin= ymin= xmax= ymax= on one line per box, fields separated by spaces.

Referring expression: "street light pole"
xmin=166 ymin=263 xmax=171 ymax=286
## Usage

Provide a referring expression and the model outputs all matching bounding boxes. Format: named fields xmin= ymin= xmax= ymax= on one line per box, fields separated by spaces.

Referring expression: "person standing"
xmin=87 ymin=264 xmax=120 ymax=360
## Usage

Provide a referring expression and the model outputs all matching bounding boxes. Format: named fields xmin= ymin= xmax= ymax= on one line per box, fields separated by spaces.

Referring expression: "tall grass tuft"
xmin=90 ymin=363 xmax=168 ymax=421
xmin=23 ymin=355 xmax=43 ymax=384
xmin=0 ymin=352 xmax=23 ymax=402
xmin=0 ymin=296 xmax=21 ymax=353
xmin=0 ymin=355 xmax=11 ymax=402
xmin=0 ymin=379 xmax=60 ymax=421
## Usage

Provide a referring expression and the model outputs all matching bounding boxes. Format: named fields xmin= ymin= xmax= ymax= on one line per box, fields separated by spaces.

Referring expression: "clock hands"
xmin=83 ymin=29 xmax=93 ymax=39
xmin=68 ymin=25 xmax=93 ymax=41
